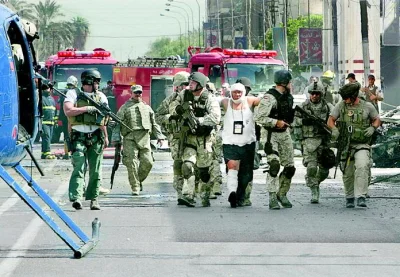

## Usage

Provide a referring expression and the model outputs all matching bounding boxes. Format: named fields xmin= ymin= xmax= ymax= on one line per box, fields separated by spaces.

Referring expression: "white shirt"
xmin=222 ymin=98 xmax=256 ymax=146
xmin=64 ymin=89 xmax=108 ymax=133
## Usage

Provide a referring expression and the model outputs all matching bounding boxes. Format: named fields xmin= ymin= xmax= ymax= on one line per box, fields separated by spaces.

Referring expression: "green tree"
xmin=71 ymin=16 xmax=90 ymax=50
xmin=261 ymin=15 xmax=323 ymax=76
xmin=5 ymin=0 xmax=35 ymax=21
xmin=145 ymin=29 xmax=203 ymax=59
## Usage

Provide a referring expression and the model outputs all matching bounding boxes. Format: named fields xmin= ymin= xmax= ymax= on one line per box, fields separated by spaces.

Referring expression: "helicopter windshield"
xmin=53 ymin=64 xmax=113 ymax=89
xmin=225 ymin=63 xmax=285 ymax=92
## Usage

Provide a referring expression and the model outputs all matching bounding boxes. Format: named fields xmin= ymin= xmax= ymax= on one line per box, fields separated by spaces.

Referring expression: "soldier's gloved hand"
xmin=364 ymin=126 xmax=376 ymax=137
xmin=175 ymin=105 xmax=185 ymax=115
xmin=331 ymin=127 xmax=340 ymax=140
xmin=87 ymin=106 xmax=99 ymax=115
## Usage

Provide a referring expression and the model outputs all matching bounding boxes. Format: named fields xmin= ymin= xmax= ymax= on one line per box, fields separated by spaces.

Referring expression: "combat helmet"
xmin=67 ymin=75 xmax=78 ymax=87
xmin=236 ymin=77 xmax=252 ymax=90
xmin=307 ymin=81 xmax=324 ymax=94
xmin=339 ymin=82 xmax=361 ymax=99
xmin=173 ymin=71 xmax=190 ymax=86
xmin=274 ymin=70 xmax=292 ymax=85
xmin=81 ymin=70 xmax=101 ymax=85
xmin=189 ymin=72 xmax=208 ymax=88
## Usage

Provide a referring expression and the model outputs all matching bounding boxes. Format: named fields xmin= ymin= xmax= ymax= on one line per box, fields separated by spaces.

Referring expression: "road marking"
xmin=0 ymin=184 xmax=28 ymax=216
xmin=0 ymin=160 xmax=66 ymax=277
xmin=0 ymin=183 xmax=66 ymax=277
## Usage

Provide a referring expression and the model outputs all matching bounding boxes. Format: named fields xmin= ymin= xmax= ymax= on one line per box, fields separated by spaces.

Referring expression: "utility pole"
xmin=231 ymin=0 xmax=234 ymax=48
xmin=360 ymin=0 xmax=371 ymax=85
xmin=332 ymin=0 xmax=339 ymax=90
xmin=262 ymin=0 xmax=266 ymax=50
xmin=216 ymin=0 xmax=221 ymax=46
xmin=283 ymin=0 xmax=288 ymax=66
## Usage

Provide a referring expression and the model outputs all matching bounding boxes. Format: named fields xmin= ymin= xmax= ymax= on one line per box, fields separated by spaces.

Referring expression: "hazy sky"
xmin=26 ymin=0 xmax=206 ymax=61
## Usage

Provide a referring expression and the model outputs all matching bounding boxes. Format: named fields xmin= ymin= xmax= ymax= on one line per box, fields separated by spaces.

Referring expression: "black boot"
xmin=346 ymin=197 xmax=355 ymax=208
xmin=357 ymin=197 xmax=367 ymax=207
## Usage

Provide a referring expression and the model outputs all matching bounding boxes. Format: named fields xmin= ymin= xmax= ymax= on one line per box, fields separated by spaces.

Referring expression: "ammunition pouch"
xmin=195 ymin=125 xmax=213 ymax=136
xmin=350 ymin=127 xmax=371 ymax=144
xmin=70 ymin=129 xmax=104 ymax=151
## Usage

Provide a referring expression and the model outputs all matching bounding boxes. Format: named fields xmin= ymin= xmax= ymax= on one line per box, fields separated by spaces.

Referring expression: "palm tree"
xmin=71 ymin=16 xmax=90 ymax=50
xmin=3 ymin=0 xmax=35 ymax=21
xmin=33 ymin=0 xmax=70 ymax=60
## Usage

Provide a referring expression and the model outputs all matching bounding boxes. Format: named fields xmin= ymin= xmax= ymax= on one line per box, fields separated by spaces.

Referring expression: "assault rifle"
xmin=294 ymin=105 xmax=332 ymax=136
xmin=50 ymin=86 xmax=134 ymax=133
xmin=110 ymin=143 xmax=122 ymax=189
xmin=181 ymin=102 xmax=198 ymax=134
xmin=334 ymin=121 xmax=351 ymax=178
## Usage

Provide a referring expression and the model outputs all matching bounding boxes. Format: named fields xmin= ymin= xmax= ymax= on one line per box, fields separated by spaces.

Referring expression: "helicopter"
xmin=0 ymin=4 xmax=99 ymax=258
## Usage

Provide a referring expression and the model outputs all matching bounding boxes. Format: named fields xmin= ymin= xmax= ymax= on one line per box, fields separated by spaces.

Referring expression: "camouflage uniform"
xmin=294 ymin=89 xmax=334 ymax=203
xmin=330 ymin=82 xmax=380 ymax=208
xmin=155 ymin=91 xmax=184 ymax=200
xmin=210 ymin=127 xmax=223 ymax=196
xmin=113 ymin=96 xmax=165 ymax=195
xmin=254 ymin=87 xmax=295 ymax=209
xmin=169 ymin=88 xmax=221 ymax=207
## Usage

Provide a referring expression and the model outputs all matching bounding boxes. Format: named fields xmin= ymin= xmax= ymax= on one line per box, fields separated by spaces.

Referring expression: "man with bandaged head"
xmin=220 ymin=83 xmax=261 ymax=207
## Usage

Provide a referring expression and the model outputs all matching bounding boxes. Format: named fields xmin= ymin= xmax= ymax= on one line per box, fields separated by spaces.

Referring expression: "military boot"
xmin=357 ymin=197 xmax=367 ymax=207
xmin=90 ymin=199 xmax=100 ymax=210
xmin=277 ymin=194 xmax=293 ymax=208
xmin=201 ymin=191 xmax=211 ymax=207
xmin=178 ymin=195 xmax=195 ymax=207
xmin=346 ymin=197 xmax=355 ymax=208
xmin=310 ymin=186 xmax=319 ymax=204
xmin=269 ymin=192 xmax=280 ymax=210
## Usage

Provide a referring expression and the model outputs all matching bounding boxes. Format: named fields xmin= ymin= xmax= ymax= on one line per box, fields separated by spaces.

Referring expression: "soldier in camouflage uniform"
xmin=328 ymin=82 xmax=381 ymax=208
xmin=169 ymin=72 xmax=221 ymax=207
xmin=112 ymin=85 xmax=165 ymax=196
xmin=155 ymin=71 xmax=190 ymax=203
xmin=254 ymin=70 xmax=296 ymax=210
xmin=360 ymin=74 xmax=383 ymax=113
xmin=294 ymin=81 xmax=334 ymax=204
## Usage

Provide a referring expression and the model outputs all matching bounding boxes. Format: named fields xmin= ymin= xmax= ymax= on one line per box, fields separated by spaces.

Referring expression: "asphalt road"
xmin=0 ymin=143 xmax=400 ymax=277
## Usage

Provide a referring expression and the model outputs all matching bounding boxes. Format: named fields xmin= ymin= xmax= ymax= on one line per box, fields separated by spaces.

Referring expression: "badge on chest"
xmin=233 ymin=121 xmax=244 ymax=134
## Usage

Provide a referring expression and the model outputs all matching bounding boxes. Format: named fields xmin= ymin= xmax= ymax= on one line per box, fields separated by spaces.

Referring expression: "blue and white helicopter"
xmin=0 ymin=4 xmax=99 ymax=258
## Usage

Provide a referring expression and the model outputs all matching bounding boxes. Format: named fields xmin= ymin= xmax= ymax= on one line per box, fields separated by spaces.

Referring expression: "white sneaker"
xmin=99 ymin=186 xmax=110 ymax=195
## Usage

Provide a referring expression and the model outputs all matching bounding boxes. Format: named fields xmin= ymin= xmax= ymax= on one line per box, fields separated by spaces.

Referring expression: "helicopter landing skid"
xmin=0 ymin=163 xmax=100 ymax=258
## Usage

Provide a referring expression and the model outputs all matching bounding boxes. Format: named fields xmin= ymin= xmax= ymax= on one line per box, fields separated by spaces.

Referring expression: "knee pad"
xmin=182 ymin=161 xmax=194 ymax=179
xmin=173 ymin=160 xmax=183 ymax=175
xmin=198 ymin=167 xmax=211 ymax=183
xmin=306 ymin=162 xmax=318 ymax=178
xmin=281 ymin=166 xmax=296 ymax=179
xmin=268 ymin=159 xmax=280 ymax=177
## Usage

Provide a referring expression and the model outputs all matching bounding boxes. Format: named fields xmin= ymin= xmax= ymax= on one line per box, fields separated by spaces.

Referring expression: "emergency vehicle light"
xmin=58 ymin=50 xmax=111 ymax=58
xmin=223 ymin=49 xmax=278 ymax=58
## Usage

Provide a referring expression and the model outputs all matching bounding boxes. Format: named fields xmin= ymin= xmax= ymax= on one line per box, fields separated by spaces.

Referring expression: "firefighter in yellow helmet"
xmin=320 ymin=70 xmax=339 ymax=105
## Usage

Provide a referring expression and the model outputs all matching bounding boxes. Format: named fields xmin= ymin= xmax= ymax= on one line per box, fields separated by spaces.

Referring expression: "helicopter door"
xmin=6 ymin=19 xmax=37 ymax=139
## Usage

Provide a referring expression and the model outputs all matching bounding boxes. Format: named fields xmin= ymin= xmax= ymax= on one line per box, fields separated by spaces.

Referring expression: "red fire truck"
xmin=44 ymin=48 xmax=117 ymax=142
xmin=187 ymin=46 xmax=285 ymax=92
xmin=112 ymin=57 xmax=188 ymax=111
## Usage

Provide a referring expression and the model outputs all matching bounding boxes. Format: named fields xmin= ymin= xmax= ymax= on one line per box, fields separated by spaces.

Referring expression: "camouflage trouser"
xmin=342 ymin=146 xmax=371 ymax=199
xmin=262 ymin=129 xmax=294 ymax=194
xmin=69 ymin=129 xmax=104 ymax=201
xmin=181 ymin=134 xmax=214 ymax=200
xmin=302 ymin=137 xmax=329 ymax=188
xmin=122 ymin=133 xmax=154 ymax=193
xmin=210 ymin=131 xmax=223 ymax=194
xmin=169 ymin=133 xmax=184 ymax=198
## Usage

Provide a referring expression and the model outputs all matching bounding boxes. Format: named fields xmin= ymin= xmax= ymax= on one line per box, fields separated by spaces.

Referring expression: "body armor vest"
xmin=183 ymin=89 xmax=213 ymax=136
xmin=339 ymin=100 xmax=371 ymax=144
xmin=302 ymin=100 xmax=329 ymax=138
xmin=267 ymin=88 xmax=295 ymax=126
xmin=121 ymin=100 xmax=152 ymax=136
xmin=365 ymin=85 xmax=379 ymax=111
xmin=69 ymin=89 xmax=106 ymax=126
